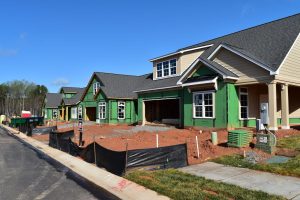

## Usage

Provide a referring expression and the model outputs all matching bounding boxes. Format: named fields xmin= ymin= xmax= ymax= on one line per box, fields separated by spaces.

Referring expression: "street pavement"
xmin=0 ymin=127 xmax=117 ymax=200
xmin=180 ymin=162 xmax=300 ymax=200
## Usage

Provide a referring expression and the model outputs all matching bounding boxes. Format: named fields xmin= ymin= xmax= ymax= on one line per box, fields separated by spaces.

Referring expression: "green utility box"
xmin=227 ymin=130 xmax=252 ymax=148
xmin=256 ymin=133 xmax=276 ymax=154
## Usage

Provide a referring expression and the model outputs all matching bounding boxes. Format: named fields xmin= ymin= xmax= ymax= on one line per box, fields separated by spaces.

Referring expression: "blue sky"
xmin=0 ymin=0 xmax=299 ymax=92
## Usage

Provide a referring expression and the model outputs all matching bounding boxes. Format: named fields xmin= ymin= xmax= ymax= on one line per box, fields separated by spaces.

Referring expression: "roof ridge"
xmin=178 ymin=13 xmax=300 ymax=51
xmin=95 ymin=71 xmax=142 ymax=77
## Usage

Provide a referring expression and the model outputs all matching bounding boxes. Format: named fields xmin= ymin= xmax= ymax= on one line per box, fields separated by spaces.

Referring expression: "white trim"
xmin=177 ymin=58 xmax=239 ymax=85
xmin=149 ymin=44 xmax=213 ymax=62
xmin=193 ymin=91 xmax=215 ymax=119
xmin=239 ymin=87 xmax=249 ymax=120
xmin=117 ymin=101 xmax=126 ymax=120
xmin=272 ymin=32 xmax=300 ymax=75
xmin=98 ymin=102 xmax=106 ymax=120
xmin=208 ymin=44 xmax=275 ymax=74
xmin=181 ymin=77 xmax=218 ymax=90
xmin=134 ymin=86 xmax=180 ymax=93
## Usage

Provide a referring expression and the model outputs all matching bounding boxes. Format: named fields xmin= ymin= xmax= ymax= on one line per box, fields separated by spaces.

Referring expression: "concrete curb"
xmin=1 ymin=125 xmax=170 ymax=200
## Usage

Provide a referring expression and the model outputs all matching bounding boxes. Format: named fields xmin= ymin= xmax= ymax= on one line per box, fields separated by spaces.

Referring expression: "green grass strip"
xmin=125 ymin=169 xmax=285 ymax=200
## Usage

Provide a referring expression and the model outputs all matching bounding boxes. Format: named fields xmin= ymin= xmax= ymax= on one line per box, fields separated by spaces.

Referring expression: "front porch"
xmin=236 ymin=83 xmax=300 ymax=130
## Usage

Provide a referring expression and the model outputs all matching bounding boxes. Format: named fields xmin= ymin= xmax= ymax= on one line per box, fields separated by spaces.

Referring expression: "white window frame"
xmin=93 ymin=82 xmax=101 ymax=95
xmin=239 ymin=87 xmax=249 ymax=120
xmin=193 ymin=91 xmax=215 ymax=119
xmin=156 ymin=59 xmax=177 ymax=78
xmin=53 ymin=109 xmax=58 ymax=119
xmin=98 ymin=102 xmax=106 ymax=120
xmin=118 ymin=101 xmax=126 ymax=120
xmin=71 ymin=107 xmax=77 ymax=119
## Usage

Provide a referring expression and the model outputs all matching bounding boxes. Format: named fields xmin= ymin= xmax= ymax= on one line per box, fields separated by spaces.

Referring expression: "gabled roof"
xmin=45 ymin=93 xmax=62 ymax=108
xmin=60 ymin=87 xmax=84 ymax=94
xmin=83 ymin=72 xmax=147 ymax=99
xmin=179 ymin=13 xmax=300 ymax=72
xmin=62 ymin=88 xmax=85 ymax=106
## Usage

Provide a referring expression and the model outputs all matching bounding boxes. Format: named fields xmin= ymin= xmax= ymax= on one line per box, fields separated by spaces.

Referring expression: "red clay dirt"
xmin=32 ymin=123 xmax=300 ymax=165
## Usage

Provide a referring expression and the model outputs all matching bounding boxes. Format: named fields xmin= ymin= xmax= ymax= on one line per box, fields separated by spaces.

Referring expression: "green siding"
xmin=81 ymin=76 xmax=137 ymax=125
xmin=227 ymin=84 xmax=240 ymax=128
xmin=183 ymin=81 xmax=228 ymax=128
xmin=138 ymin=90 xmax=183 ymax=123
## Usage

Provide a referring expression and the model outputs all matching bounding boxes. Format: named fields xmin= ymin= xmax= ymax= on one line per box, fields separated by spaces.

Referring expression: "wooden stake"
xmin=196 ymin=136 xmax=200 ymax=159
xmin=156 ymin=134 xmax=159 ymax=148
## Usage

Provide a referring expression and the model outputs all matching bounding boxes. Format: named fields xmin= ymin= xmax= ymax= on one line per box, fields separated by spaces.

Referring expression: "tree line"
xmin=0 ymin=80 xmax=48 ymax=117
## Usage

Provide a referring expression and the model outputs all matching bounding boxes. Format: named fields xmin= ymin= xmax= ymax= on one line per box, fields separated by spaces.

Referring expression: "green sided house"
xmin=59 ymin=87 xmax=85 ymax=121
xmin=80 ymin=72 xmax=144 ymax=125
xmin=43 ymin=93 xmax=62 ymax=120
xmin=135 ymin=13 xmax=300 ymax=131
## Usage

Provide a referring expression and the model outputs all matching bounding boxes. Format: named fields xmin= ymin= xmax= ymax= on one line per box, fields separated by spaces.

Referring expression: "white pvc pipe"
xmin=196 ymin=136 xmax=200 ymax=159
xmin=156 ymin=134 xmax=159 ymax=148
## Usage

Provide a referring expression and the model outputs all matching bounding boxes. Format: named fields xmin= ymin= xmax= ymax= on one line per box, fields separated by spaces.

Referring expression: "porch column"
xmin=61 ymin=108 xmax=65 ymax=121
xmin=268 ymin=83 xmax=278 ymax=131
xmin=281 ymin=84 xmax=290 ymax=129
xmin=66 ymin=106 xmax=69 ymax=122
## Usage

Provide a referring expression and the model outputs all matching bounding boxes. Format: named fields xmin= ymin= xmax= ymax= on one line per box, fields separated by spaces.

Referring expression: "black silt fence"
xmin=49 ymin=130 xmax=82 ymax=156
xmin=80 ymin=143 xmax=188 ymax=176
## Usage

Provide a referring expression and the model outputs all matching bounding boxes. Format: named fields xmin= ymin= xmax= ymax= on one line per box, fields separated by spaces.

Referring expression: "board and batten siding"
xmin=276 ymin=34 xmax=300 ymax=84
xmin=213 ymin=49 xmax=270 ymax=83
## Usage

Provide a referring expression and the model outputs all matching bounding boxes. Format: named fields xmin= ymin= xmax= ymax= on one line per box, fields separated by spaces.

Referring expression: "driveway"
xmin=180 ymin=162 xmax=300 ymax=199
xmin=0 ymin=127 xmax=116 ymax=200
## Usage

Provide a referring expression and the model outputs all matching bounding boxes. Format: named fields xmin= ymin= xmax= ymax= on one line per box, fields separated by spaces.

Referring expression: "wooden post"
xmin=196 ymin=136 xmax=200 ymax=159
xmin=124 ymin=141 xmax=128 ymax=175
xmin=156 ymin=134 xmax=159 ymax=148
xmin=93 ymin=135 xmax=97 ymax=166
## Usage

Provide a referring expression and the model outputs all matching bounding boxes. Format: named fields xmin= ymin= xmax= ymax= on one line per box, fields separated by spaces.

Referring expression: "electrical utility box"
xmin=260 ymin=103 xmax=269 ymax=125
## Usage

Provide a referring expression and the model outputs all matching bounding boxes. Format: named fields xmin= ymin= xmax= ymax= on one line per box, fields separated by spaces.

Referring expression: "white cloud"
xmin=0 ymin=49 xmax=18 ymax=57
xmin=52 ymin=78 xmax=70 ymax=86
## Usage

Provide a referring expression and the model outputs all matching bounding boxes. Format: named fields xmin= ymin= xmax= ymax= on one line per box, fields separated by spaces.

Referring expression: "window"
xmin=71 ymin=107 xmax=77 ymax=119
xmin=193 ymin=92 xmax=214 ymax=118
xmin=118 ymin=101 xmax=126 ymax=119
xmin=99 ymin=102 xmax=106 ymax=119
xmin=156 ymin=59 xmax=177 ymax=78
xmin=78 ymin=106 xmax=83 ymax=119
xmin=157 ymin=63 xmax=162 ymax=78
xmin=93 ymin=82 xmax=100 ymax=95
xmin=239 ymin=88 xmax=248 ymax=119
xmin=53 ymin=109 xmax=58 ymax=119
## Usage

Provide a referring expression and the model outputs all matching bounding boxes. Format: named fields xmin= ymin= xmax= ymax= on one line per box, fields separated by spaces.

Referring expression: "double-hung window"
xmin=156 ymin=59 xmax=177 ymax=78
xmin=239 ymin=88 xmax=248 ymax=119
xmin=157 ymin=63 xmax=162 ymax=78
xmin=193 ymin=92 xmax=214 ymax=118
xmin=118 ymin=101 xmax=125 ymax=119
xmin=71 ymin=107 xmax=77 ymax=119
xmin=99 ymin=102 xmax=106 ymax=119
xmin=93 ymin=82 xmax=100 ymax=95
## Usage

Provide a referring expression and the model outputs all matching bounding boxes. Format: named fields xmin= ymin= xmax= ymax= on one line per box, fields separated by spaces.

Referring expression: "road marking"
xmin=34 ymin=175 xmax=66 ymax=200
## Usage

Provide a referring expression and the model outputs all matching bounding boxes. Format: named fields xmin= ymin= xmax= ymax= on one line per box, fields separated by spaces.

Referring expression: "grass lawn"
xmin=213 ymin=154 xmax=300 ymax=177
xmin=277 ymin=134 xmax=300 ymax=151
xmin=125 ymin=169 xmax=285 ymax=200
xmin=213 ymin=134 xmax=300 ymax=177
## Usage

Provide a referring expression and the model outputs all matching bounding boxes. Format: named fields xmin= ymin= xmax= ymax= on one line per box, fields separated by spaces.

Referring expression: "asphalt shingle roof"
xmin=61 ymin=87 xmax=84 ymax=93
xmin=94 ymin=72 xmax=147 ymax=99
xmin=179 ymin=13 xmax=300 ymax=71
xmin=45 ymin=93 xmax=62 ymax=108
xmin=62 ymin=88 xmax=85 ymax=105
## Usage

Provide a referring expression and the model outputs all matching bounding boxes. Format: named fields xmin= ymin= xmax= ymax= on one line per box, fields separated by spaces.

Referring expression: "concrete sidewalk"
xmin=1 ymin=125 xmax=169 ymax=200
xmin=180 ymin=162 xmax=300 ymax=200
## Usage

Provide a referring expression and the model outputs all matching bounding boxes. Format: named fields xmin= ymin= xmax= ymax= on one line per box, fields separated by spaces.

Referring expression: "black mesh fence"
xmin=80 ymin=142 xmax=188 ymax=176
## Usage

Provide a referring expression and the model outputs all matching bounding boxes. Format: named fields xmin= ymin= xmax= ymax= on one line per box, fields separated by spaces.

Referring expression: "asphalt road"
xmin=0 ymin=127 xmax=118 ymax=200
